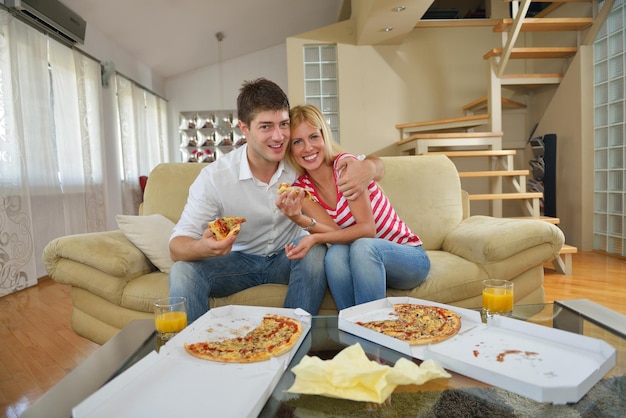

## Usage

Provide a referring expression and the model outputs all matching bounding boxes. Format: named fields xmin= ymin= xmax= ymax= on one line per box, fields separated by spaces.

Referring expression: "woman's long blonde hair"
xmin=286 ymin=104 xmax=344 ymax=175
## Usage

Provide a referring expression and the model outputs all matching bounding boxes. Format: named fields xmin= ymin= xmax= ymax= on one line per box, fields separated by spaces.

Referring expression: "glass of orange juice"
xmin=154 ymin=297 xmax=187 ymax=347
xmin=481 ymin=279 xmax=514 ymax=323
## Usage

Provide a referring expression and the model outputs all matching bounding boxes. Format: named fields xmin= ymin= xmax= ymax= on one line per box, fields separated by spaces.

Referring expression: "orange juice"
xmin=155 ymin=311 xmax=187 ymax=333
xmin=482 ymin=287 xmax=514 ymax=313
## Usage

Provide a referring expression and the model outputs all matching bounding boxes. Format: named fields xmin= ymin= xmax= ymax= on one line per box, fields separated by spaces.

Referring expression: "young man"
xmin=169 ymin=78 xmax=383 ymax=322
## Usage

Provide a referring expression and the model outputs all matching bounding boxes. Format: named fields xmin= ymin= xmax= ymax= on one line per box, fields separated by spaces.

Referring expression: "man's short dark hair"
xmin=237 ymin=78 xmax=290 ymax=126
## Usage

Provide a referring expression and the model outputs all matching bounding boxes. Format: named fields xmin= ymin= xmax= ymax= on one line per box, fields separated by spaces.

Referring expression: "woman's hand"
xmin=284 ymin=235 xmax=317 ymax=259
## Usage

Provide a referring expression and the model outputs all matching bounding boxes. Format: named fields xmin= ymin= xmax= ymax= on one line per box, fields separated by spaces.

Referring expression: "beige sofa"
xmin=43 ymin=155 xmax=564 ymax=345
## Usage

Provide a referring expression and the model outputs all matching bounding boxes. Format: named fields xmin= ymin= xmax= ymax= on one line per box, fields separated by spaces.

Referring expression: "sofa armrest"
xmin=442 ymin=215 xmax=565 ymax=265
xmin=43 ymin=230 xmax=154 ymax=284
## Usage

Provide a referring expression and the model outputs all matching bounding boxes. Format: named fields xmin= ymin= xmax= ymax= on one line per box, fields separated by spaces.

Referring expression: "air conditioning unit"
xmin=5 ymin=0 xmax=86 ymax=44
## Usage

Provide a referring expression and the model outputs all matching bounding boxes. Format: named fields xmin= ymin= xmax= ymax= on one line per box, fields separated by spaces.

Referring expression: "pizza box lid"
xmin=338 ymin=297 xmax=616 ymax=404
xmin=73 ymin=306 xmax=312 ymax=418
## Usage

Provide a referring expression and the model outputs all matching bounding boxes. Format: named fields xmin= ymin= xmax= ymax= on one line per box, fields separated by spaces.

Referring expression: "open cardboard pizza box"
xmin=73 ymin=306 xmax=312 ymax=418
xmin=338 ymin=297 xmax=616 ymax=404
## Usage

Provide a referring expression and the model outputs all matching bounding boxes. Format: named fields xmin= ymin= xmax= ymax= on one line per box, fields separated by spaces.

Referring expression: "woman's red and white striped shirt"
xmin=293 ymin=153 xmax=422 ymax=246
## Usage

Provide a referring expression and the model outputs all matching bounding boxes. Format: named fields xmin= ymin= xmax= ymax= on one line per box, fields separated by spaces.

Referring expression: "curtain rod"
xmin=112 ymin=71 xmax=169 ymax=102
xmin=72 ymin=46 xmax=168 ymax=102
xmin=0 ymin=6 xmax=167 ymax=102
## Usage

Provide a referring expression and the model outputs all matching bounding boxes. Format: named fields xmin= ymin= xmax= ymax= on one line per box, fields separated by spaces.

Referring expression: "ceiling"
xmin=8 ymin=1 xmax=493 ymax=80
xmin=57 ymin=0 xmax=445 ymax=80
xmin=60 ymin=0 xmax=347 ymax=79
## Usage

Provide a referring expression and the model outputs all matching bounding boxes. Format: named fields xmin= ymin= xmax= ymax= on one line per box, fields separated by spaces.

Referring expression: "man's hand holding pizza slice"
xmin=208 ymin=216 xmax=246 ymax=240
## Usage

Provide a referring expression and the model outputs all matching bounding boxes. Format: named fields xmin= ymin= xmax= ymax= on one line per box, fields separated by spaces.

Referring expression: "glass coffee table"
xmin=258 ymin=301 xmax=625 ymax=417
xmin=23 ymin=300 xmax=625 ymax=418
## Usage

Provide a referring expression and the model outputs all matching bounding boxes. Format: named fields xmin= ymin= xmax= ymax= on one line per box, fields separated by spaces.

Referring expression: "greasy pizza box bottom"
xmin=73 ymin=306 xmax=312 ymax=418
xmin=338 ymin=297 xmax=616 ymax=404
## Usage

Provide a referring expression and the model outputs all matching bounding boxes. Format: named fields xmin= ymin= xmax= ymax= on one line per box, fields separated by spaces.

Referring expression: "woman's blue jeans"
xmin=325 ymin=238 xmax=430 ymax=310
xmin=168 ymin=238 xmax=327 ymax=322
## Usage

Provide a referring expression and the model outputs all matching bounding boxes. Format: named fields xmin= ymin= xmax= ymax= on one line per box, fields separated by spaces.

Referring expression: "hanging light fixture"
xmin=216 ymin=32 xmax=225 ymax=109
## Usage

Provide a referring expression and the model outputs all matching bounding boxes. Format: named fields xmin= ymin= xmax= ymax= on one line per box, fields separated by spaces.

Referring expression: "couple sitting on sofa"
xmin=169 ymin=78 xmax=430 ymax=322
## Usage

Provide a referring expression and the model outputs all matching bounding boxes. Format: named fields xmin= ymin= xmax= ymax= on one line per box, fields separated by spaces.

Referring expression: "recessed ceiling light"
xmin=393 ymin=6 xmax=406 ymax=12
xmin=384 ymin=26 xmax=394 ymax=32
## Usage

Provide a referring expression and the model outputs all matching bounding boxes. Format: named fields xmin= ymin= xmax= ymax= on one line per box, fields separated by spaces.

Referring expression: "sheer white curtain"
xmin=0 ymin=11 xmax=106 ymax=297
xmin=115 ymin=74 xmax=169 ymax=215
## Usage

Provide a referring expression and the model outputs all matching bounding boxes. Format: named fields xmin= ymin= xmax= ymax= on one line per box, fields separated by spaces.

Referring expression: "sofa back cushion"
xmin=142 ymin=163 xmax=207 ymax=223
xmin=142 ymin=155 xmax=463 ymax=250
xmin=378 ymin=155 xmax=463 ymax=250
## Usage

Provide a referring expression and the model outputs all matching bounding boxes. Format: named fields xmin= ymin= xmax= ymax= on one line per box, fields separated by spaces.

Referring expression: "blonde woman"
xmin=276 ymin=105 xmax=430 ymax=310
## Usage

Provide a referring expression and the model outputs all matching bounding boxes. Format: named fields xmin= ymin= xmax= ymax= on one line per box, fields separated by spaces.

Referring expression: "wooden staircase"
xmin=393 ymin=0 xmax=611 ymax=273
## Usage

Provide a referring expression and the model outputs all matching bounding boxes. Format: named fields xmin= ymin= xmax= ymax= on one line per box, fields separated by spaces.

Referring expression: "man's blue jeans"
xmin=169 ymin=238 xmax=327 ymax=322
xmin=325 ymin=238 xmax=430 ymax=310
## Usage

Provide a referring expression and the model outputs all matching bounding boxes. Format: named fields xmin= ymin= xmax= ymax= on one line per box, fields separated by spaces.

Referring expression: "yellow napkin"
xmin=286 ymin=343 xmax=451 ymax=404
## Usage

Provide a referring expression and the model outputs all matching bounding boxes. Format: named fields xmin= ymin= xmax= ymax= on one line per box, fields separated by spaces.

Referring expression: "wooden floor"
xmin=1 ymin=251 xmax=625 ymax=418
xmin=0 ymin=278 xmax=99 ymax=418
xmin=543 ymin=251 xmax=626 ymax=316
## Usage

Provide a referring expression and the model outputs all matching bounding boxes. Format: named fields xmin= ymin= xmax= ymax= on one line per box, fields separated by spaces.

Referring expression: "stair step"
xmin=395 ymin=114 xmax=489 ymax=133
xmin=552 ymin=244 xmax=578 ymax=275
xmin=508 ymin=215 xmax=560 ymax=224
xmin=559 ymin=244 xmax=578 ymax=254
xmin=483 ymin=47 xmax=578 ymax=60
xmin=463 ymin=96 xmax=526 ymax=113
xmin=501 ymin=73 xmax=563 ymax=86
xmin=424 ymin=149 xmax=516 ymax=158
xmin=398 ymin=131 xmax=502 ymax=143
xmin=459 ymin=170 xmax=529 ymax=178
xmin=397 ymin=132 xmax=503 ymax=155
xmin=493 ymin=18 xmax=593 ymax=33
xmin=469 ymin=192 xmax=543 ymax=201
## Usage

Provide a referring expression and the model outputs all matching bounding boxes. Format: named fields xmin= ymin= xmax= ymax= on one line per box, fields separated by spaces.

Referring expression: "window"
xmin=0 ymin=12 xmax=106 ymax=295
xmin=594 ymin=0 xmax=626 ymax=256
xmin=114 ymin=74 xmax=169 ymax=214
xmin=303 ymin=45 xmax=340 ymax=142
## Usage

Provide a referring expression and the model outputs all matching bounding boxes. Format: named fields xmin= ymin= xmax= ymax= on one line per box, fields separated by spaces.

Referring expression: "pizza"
xmin=356 ymin=304 xmax=461 ymax=345
xmin=208 ymin=216 xmax=246 ymax=240
xmin=184 ymin=314 xmax=303 ymax=363
xmin=278 ymin=182 xmax=314 ymax=201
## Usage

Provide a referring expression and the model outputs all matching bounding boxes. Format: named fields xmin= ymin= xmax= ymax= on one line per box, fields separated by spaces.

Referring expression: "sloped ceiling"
xmin=57 ymin=0 xmax=433 ymax=79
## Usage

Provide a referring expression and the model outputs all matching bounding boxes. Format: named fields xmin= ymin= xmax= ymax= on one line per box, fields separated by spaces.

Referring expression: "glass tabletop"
xmin=258 ymin=303 xmax=625 ymax=417
xmin=26 ymin=301 xmax=624 ymax=418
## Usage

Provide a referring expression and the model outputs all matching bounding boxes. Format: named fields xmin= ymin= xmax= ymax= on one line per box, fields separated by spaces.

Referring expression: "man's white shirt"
xmin=171 ymin=145 xmax=304 ymax=256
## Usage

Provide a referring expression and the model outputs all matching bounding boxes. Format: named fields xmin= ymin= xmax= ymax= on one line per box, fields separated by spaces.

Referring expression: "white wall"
xmin=108 ymin=11 xmax=592 ymax=247
xmin=534 ymin=47 xmax=594 ymax=250
xmin=287 ymin=22 xmax=510 ymax=156
xmin=77 ymin=23 xmax=289 ymax=223
xmin=285 ymin=20 xmax=593 ymax=247
xmin=164 ymin=44 xmax=288 ymax=162
xmin=79 ymin=22 xmax=164 ymax=94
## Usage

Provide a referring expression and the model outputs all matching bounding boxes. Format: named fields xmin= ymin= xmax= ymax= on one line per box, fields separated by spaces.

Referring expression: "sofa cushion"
xmin=377 ymin=155 xmax=463 ymax=250
xmin=141 ymin=163 xmax=207 ymax=223
xmin=122 ymin=271 xmax=169 ymax=312
xmin=116 ymin=214 xmax=175 ymax=273
xmin=387 ymin=250 xmax=487 ymax=303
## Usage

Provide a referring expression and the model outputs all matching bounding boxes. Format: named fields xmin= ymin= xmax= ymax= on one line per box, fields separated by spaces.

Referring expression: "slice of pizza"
xmin=208 ymin=216 xmax=246 ymax=240
xmin=278 ymin=183 xmax=314 ymax=201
